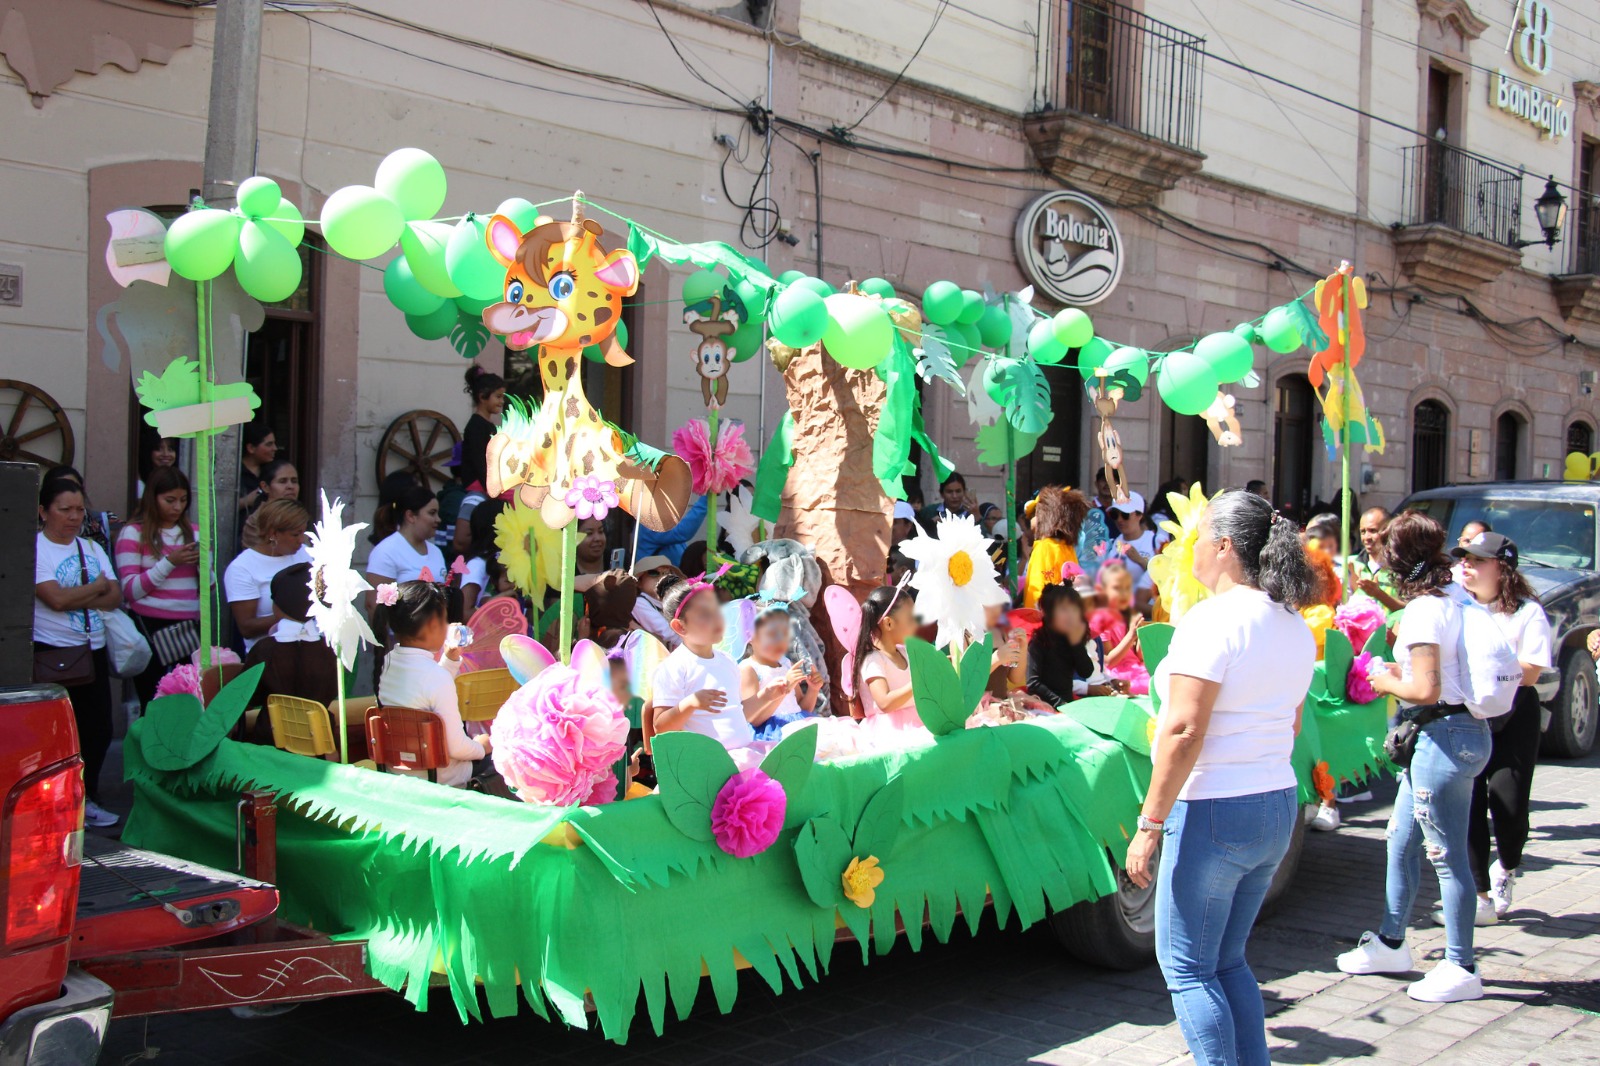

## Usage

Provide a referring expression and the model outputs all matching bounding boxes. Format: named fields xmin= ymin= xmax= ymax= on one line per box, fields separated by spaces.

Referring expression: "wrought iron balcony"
xmin=1400 ymin=140 xmax=1523 ymax=245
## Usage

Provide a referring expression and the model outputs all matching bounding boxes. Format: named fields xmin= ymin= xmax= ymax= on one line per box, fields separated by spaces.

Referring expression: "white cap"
xmin=1109 ymin=491 xmax=1146 ymax=515
xmin=991 ymin=519 xmax=1008 ymax=537
xmin=893 ymin=501 xmax=917 ymax=523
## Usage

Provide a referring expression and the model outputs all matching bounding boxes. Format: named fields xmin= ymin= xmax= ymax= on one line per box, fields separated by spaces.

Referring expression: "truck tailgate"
xmin=71 ymin=835 xmax=278 ymax=959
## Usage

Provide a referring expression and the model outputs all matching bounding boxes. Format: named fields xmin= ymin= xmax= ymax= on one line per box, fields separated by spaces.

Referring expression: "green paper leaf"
xmin=1363 ymin=625 xmax=1391 ymax=663
xmin=873 ymin=343 xmax=917 ymax=499
xmin=910 ymin=409 xmax=954 ymax=482
xmin=852 ymin=775 xmax=906 ymax=861
xmin=913 ymin=327 xmax=964 ymax=391
xmin=759 ymin=722 xmax=816 ymax=805
xmin=141 ymin=693 xmax=206 ymax=771
xmin=905 ymin=637 xmax=966 ymax=736
xmin=134 ymin=357 xmax=201 ymax=411
xmin=652 ymin=731 xmax=738 ymax=842
xmin=1323 ymin=629 xmax=1354 ymax=694
xmin=959 ymin=635 xmax=994 ymax=722
xmin=793 ymin=816 xmax=853 ymax=908
xmin=974 ymin=420 xmax=1040 ymax=466
xmin=449 ymin=314 xmax=491 ymax=358
xmin=1136 ymin=623 xmax=1174 ymax=678
xmin=190 ymin=664 xmax=264 ymax=763
xmin=1004 ymin=357 xmax=1053 ymax=436
xmin=1286 ymin=297 xmax=1329 ymax=352
xmin=751 ymin=411 xmax=795 ymax=523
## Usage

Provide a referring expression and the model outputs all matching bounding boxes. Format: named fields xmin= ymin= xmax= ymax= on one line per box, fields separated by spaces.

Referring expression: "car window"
xmin=1411 ymin=497 xmax=1595 ymax=570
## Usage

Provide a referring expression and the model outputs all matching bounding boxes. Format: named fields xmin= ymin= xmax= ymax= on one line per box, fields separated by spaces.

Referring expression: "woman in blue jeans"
xmin=1337 ymin=511 xmax=1491 ymax=1002
xmin=1125 ymin=490 xmax=1317 ymax=1066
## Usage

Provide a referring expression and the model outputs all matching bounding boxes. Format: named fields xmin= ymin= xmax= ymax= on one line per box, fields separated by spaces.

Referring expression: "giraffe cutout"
xmin=482 ymin=194 xmax=691 ymax=531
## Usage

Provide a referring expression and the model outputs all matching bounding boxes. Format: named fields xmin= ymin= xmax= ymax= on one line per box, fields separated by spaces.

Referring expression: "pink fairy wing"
xmin=840 ymin=651 xmax=855 ymax=699
xmin=621 ymin=631 xmax=670 ymax=705
xmin=823 ymin=586 xmax=862 ymax=656
xmin=461 ymin=595 xmax=529 ymax=673
xmin=501 ymin=634 xmax=556 ymax=685
xmin=717 ymin=598 xmax=758 ymax=660
xmin=569 ymin=639 xmax=610 ymax=693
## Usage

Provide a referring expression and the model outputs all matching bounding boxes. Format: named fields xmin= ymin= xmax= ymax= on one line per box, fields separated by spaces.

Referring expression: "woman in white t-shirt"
xmin=364 ymin=484 xmax=446 ymax=614
xmin=1454 ymin=532 xmax=1552 ymax=921
xmin=223 ymin=499 xmax=311 ymax=653
xmin=1122 ymin=489 xmax=1316 ymax=1066
xmin=1338 ymin=512 xmax=1492 ymax=1005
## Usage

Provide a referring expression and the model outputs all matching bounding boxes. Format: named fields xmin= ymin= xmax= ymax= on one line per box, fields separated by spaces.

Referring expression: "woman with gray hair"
xmin=1124 ymin=489 xmax=1317 ymax=1066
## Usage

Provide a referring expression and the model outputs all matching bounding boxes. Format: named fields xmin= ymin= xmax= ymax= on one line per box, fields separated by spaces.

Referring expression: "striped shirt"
xmin=115 ymin=523 xmax=201 ymax=621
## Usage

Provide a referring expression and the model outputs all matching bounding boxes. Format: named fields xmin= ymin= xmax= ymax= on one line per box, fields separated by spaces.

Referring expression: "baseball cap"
xmin=1109 ymin=491 xmax=1146 ymax=515
xmin=1451 ymin=531 xmax=1518 ymax=568
xmin=892 ymin=501 xmax=917 ymax=523
xmin=632 ymin=554 xmax=671 ymax=576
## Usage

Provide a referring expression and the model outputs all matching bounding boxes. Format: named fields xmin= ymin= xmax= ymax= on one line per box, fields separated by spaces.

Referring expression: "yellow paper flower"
xmin=842 ymin=855 xmax=884 ymax=909
xmin=1146 ymin=482 xmax=1213 ymax=624
xmin=495 ymin=501 xmax=561 ymax=603
xmin=1302 ymin=604 xmax=1335 ymax=656
xmin=898 ymin=514 xmax=1008 ymax=649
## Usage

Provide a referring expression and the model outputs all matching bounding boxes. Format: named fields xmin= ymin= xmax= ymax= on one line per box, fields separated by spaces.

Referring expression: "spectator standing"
xmin=237 ymin=421 xmax=278 ymax=523
xmin=224 ymin=499 xmax=311 ymax=654
xmin=115 ymin=468 xmax=202 ymax=706
xmin=364 ymin=485 xmax=447 ymax=608
xmin=134 ymin=432 xmax=179 ymax=501
xmin=1108 ymin=491 xmax=1168 ymax=611
xmin=1346 ymin=507 xmax=1402 ymax=610
xmin=458 ymin=366 xmax=506 ymax=492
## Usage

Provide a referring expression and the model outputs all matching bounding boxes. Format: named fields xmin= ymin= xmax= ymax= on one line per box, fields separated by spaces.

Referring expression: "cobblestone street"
xmin=102 ymin=745 xmax=1600 ymax=1065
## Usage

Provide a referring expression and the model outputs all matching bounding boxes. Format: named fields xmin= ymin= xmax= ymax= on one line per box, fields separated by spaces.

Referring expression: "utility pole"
xmin=202 ymin=0 xmax=263 ymax=566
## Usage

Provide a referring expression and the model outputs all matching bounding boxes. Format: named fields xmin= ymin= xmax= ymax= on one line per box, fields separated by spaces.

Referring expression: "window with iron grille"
xmin=1412 ymin=400 xmax=1450 ymax=491
xmin=1569 ymin=421 xmax=1595 ymax=456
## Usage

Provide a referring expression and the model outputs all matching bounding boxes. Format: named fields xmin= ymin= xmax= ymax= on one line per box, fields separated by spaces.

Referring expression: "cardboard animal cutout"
xmin=685 ymin=294 xmax=738 ymax=408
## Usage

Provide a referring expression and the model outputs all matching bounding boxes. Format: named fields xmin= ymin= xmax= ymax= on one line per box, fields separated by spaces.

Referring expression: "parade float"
xmin=108 ymin=148 xmax=1398 ymax=1039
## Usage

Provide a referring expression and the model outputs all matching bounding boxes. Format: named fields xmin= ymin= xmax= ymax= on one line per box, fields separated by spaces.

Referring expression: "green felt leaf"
xmin=974 ymin=420 xmax=1040 ymax=467
xmin=134 ymin=357 xmax=202 ymax=412
xmin=751 ymin=412 xmax=794 ymax=523
xmin=959 ymin=636 xmax=994 ymax=723
xmin=652 ymin=731 xmax=738 ymax=842
xmin=1363 ymin=625 xmax=1391 ymax=662
xmin=1323 ymin=629 xmax=1354 ymax=695
xmin=449 ymin=314 xmax=491 ymax=358
xmin=905 ymin=637 xmax=964 ymax=735
xmin=187 ymin=664 xmax=264 ymax=764
xmin=140 ymin=692 xmax=207 ymax=771
xmin=759 ymin=724 xmax=816 ymax=805
xmin=1136 ymin=623 xmax=1174 ymax=678
xmin=852 ymin=775 xmax=905 ymax=861
xmin=793 ymin=816 xmax=852 ymax=908
xmin=1004 ymin=357 xmax=1053 ymax=436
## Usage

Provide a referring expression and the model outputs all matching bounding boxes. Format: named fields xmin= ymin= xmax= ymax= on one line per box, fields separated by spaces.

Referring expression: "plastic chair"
xmin=366 ymin=707 xmax=449 ymax=783
xmin=454 ymin=668 xmax=517 ymax=723
xmin=266 ymin=695 xmax=337 ymax=759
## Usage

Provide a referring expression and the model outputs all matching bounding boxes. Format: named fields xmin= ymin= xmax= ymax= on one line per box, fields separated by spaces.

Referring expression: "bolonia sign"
xmin=1014 ymin=191 xmax=1124 ymax=306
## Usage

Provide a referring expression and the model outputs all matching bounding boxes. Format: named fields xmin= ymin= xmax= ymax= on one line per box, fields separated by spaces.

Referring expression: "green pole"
xmin=1338 ymin=272 xmax=1352 ymax=603
xmin=1005 ymin=422 xmax=1018 ymax=594
xmin=705 ymin=406 xmax=720 ymax=557
xmin=558 ymin=521 xmax=578 ymax=663
xmin=194 ymin=276 xmax=214 ymax=673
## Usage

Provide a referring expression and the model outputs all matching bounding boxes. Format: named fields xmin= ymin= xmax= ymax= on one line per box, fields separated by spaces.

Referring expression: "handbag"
xmin=104 ymin=608 xmax=153 ymax=679
xmin=1383 ymin=703 xmax=1471 ymax=769
xmin=32 ymin=540 xmax=96 ymax=687
xmin=143 ymin=616 xmax=201 ymax=668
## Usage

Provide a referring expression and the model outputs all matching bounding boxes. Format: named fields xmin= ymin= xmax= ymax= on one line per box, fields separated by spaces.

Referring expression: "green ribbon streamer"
xmin=750 ymin=412 xmax=795 ymax=523
xmin=625 ymin=224 xmax=779 ymax=318
xmin=872 ymin=340 xmax=917 ymax=500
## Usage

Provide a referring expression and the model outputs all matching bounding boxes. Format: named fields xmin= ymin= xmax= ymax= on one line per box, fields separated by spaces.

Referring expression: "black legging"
xmin=64 ymin=647 xmax=115 ymax=803
xmin=1468 ymin=684 xmax=1542 ymax=892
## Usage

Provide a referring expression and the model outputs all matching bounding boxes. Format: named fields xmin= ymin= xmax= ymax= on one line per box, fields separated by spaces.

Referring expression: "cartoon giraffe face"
xmin=483 ymin=213 xmax=639 ymax=362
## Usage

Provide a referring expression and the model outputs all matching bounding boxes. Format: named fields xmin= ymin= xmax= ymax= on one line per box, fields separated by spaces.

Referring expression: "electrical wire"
xmin=835 ymin=0 xmax=949 ymax=135
xmin=639 ymin=0 xmax=758 ymax=111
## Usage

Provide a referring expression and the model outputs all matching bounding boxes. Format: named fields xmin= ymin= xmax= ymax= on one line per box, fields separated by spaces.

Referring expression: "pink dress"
xmin=1089 ymin=608 xmax=1150 ymax=695
xmin=859 ymin=646 xmax=923 ymax=731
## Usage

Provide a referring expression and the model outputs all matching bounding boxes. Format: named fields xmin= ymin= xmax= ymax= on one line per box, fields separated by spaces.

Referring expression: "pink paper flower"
xmin=564 ymin=476 xmax=619 ymax=521
xmin=710 ymin=768 xmax=787 ymax=858
xmin=375 ymin=582 xmax=400 ymax=607
xmin=1347 ymin=652 xmax=1381 ymax=704
xmin=671 ymin=418 xmax=756 ymax=496
xmin=155 ymin=663 xmax=203 ymax=700
xmin=189 ymin=647 xmax=241 ymax=668
xmin=1059 ymin=561 xmax=1085 ymax=583
xmin=490 ymin=662 xmax=629 ymax=806
xmin=1333 ymin=598 xmax=1386 ymax=653
xmin=584 ymin=769 xmax=620 ymax=807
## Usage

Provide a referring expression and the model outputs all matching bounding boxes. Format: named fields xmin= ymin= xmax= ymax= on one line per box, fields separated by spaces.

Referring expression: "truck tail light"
xmin=3 ymin=762 xmax=84 ymax=950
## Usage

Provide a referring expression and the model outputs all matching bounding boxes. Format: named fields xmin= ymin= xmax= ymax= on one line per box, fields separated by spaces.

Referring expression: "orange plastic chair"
xmin=266 ymin=695 xmax=337 ymax=759
xmin=366 ymin=707 xmax=450 ymax=783
xmin=454 ymin=668 xmax=517 ymax=723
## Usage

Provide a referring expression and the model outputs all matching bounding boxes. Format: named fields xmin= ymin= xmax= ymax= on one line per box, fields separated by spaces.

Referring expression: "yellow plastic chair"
xmin=455 ymin=668 xmax=518 ymax=723
xmin=266 ymin=694 xmax=337 ymax=759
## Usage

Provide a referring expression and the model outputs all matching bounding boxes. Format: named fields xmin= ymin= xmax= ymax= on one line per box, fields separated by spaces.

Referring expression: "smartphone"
xmin=610 ymin=548 xmax=626 ymax=570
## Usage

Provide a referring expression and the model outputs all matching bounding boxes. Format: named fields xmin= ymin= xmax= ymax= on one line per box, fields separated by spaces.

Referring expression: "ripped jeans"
xmin=1381 ymin=711 xmax=1491 ymax=967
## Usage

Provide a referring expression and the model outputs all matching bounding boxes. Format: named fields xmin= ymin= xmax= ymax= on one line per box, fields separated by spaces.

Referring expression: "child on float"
xmin=983 ymin=603 xmax=1029 ymax=699
xmin=740 ymin=604 xmax=823 ymax=741
xmin=1022 ymin=486 xmax=1092 ymax=608
xmin=1028 ymin=582 xmax=1123 ymax=707
xmin=1088 ymin=561 xmax=1150 ymax=695
xmin=851 ymin=580 xmax=924 ymax=732
xmin=373 ymin=580 xmax=488 ymax=788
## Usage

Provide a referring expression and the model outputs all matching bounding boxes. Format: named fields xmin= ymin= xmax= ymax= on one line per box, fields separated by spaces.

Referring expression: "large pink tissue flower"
xmin=490 ymin=663 xmax=629 ymax=806
xmin=710 ymin=768 xmax=787 ymax=858
xmin=1333 ymin=599 xmax=1386 ymax=654
xmin=672 ymin=419 xmax=756 ymax=496
xmin=154 ymin=663 xmax=202 ymax=700
xmin=1347 ymin=652 xmax=1381 ymax=705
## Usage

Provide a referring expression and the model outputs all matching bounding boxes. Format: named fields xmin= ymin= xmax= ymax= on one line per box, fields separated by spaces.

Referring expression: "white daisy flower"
xmin=722 ymin=485 xmax=764 ymax=557
xmin=898 ymin=513 xmax=1008 ymax=650
xmin=306 ymin=490 xmax=377 ymax=671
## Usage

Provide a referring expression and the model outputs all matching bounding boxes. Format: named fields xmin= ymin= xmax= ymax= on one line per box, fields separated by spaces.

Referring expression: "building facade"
xmin=1 ymin=0 xmax=1597 ymax=537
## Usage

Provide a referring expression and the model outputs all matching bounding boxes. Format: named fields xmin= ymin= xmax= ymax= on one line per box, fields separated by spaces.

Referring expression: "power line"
xmin=835 ymin=0 xmax=950 ymax=135
xmin=638 ymin=0 xmax=757 ymax=112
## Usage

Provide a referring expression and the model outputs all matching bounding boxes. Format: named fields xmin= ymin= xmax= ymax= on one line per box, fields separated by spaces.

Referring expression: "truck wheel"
xmin=1258 ymin=807 xmax=1308 ymax=918
xmin=1050 ymin=852 xmax=1157 ymax=971
xmin=1542 ymin=651 xmax=1597 ymax=759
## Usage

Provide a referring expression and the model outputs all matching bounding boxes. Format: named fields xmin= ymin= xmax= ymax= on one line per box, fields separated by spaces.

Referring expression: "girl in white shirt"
xmin=374 ymin=580 xmax=487 ymax=788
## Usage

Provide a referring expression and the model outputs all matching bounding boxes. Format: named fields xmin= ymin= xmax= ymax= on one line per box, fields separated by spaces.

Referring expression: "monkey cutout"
xmin=1092 ymin=374 xmax=1132 ymax=504
xmin=684 ymin=294 xmax=739 ymax=408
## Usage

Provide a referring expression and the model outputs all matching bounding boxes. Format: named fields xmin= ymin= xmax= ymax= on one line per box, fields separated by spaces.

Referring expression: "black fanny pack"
xmin=1384 ymin=702 xmax=1470 ymax=769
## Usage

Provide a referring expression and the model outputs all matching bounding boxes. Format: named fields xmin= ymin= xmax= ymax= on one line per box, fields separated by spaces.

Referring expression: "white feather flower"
xmin=305 ymin=490 xmax=377 ymax=671
xmin=722 ymin=485 xmax=764 ymax=557
xmin=897 ymin=513 xmax=1008 ymax=650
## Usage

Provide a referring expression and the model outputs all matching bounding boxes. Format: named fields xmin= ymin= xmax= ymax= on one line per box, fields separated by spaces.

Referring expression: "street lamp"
xmin=1514 ymin=176 xmax=1568 ymax=249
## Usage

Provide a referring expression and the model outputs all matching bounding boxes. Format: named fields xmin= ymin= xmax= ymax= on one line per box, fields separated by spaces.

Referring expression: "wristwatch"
xmin=1136 ymin=815 xmax=1164 ymax=834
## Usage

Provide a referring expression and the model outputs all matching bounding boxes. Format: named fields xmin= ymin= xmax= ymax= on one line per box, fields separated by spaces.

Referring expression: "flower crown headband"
xmin=672 ymin=563 xmax=734 ymax=621
xmin=882 ymin=569 xmax=913 ymax=618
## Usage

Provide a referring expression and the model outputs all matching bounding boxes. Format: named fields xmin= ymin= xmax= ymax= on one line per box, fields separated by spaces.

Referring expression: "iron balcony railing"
xmin=1037 ymin=0 xmax=1205 ymax=152
xmin=1400 ymin=141 xmax=1523 ymax=245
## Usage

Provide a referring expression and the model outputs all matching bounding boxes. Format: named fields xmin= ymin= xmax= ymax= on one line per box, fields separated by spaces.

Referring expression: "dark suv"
xmin=1400 ymin=481 xmax=1599 ymax=757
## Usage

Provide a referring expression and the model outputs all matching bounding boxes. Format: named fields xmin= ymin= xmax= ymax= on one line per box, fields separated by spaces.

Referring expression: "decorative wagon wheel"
xmin=376 ymin=409 xmax=460 ymax=494
xmin=0 ymin=379 xmax=74 ymax=469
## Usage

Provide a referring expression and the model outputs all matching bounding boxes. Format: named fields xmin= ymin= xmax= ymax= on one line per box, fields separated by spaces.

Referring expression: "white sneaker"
xmin=1489 ymin=861 xmax=1518 ymax=917
xmin=83 ymin=800 xmax=119 ymax=828
xmin=1431 ymin=895 xmax=1498 ymax=927
xmin=1336 ymin=789 xmax=1374 ymax=804
xmin=1310 ymin=804 xmax=1340 ymax=832
xmin=1337 ymin=931 xmax=1413 ymax=975
xmin=1408 ymin=960 xmax=1484 ymax=1003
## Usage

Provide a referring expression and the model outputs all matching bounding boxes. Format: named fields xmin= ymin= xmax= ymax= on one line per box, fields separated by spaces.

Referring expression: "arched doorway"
xmin=1412 ymin=399 xmax=1450 ymax=491
xmin=1494 ymin=410 xmax=1523 ymax=481
xmin=1273 ymin=374 xmax=1315 ymax=514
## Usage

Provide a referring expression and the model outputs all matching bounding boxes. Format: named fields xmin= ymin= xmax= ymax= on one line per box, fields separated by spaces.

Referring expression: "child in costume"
xmin=1022 ymin=486 xmax=1091 ymax=608
xmin=374 ymin=580 xmax=488 ymax=788
xmin=1029 ymin=583 xmax=1120 ymax=706
xmin=1089 ymin=562 xmax=1150 ymax=696
xmin=852 ymin=583 xmax=923 ymax=731
xmin=740 ymin=605 xmax=823 ymax=741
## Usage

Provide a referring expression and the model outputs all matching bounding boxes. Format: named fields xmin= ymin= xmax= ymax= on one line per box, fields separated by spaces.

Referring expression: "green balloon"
xmin=384 ymin=257 xmax=447 ymax=315
xmin=950 ymin=319 xmax=984 ymax=368
xmin=977 ymin=303 xmax=1013 ymax=348
xmin=1260 ymin=305 xmax=1303 ymax=353
xmin=790 ymin=276 xmax=834 ymax=298
xmin=983 ymin=357 xmax=1016 ymax=405
xmin=1075 ymin=335 xmax=1114 ymax=377
xmin=263 ymin=198 xmax=304 ymax=247
xmin=375 ymin=147 xmax=447 ymax=221
xmin=730 ymin=276 xmax=766 ymax=321
xmin=921 ymin=280 xmax=963 ymax=326
xmin=1104 ymin=345 xmax=1150 ymax=385
xmin=1053 ymin=307 xmax=1094 ymax=349
xmin=777 ymin=269 xmax=808 ymax=285
xmin=237 ymin=176 xmax=282 ymax=219
xmin=821 ymin=293 xmax=894 ymax=370
xmin=233 ymin=220 xmax=302 ymax=304
xmin=682 ymin=269 xmax=725 ymax=308
xmin=1028 ymin=319 xmax=1068 ymax=365
xmin=956 ymin=289 xmax=985 ymax=325
xmin=728 ymin=317 xmax=764 ymax=363
xmin=454 ymin=292 xmax=494 ymax=315
xmin=400 ymin=220 xmax=461 ymax=299
xmin=494 ymin=197 xmax=541 ymax=233
xmin=770 ymin=285 xmax=828 ymax=348
xmin=1232 ymin=321 xmax=1259 ymax=345
xmin=446 ymin=215 xmax=505 ymax=302
xmin=859 ymin=277 xmax=896 ymax=300
xmin=1195 ymin=331 xmax=1254 ymax=384
xmin=405 ymin=299 xmax=460 ymax=341
xmin=1157 ymin=351 xmax=1221 ymax=415
xmin=164 ymin=209 xmax=241 ymax=281
xmin=320 ymin=185 xmax=404 ymax=260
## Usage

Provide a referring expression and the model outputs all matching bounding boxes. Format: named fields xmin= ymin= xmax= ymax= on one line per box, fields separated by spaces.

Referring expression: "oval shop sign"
xmin=1014 ymin=191 xmax=1124 ymax=306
